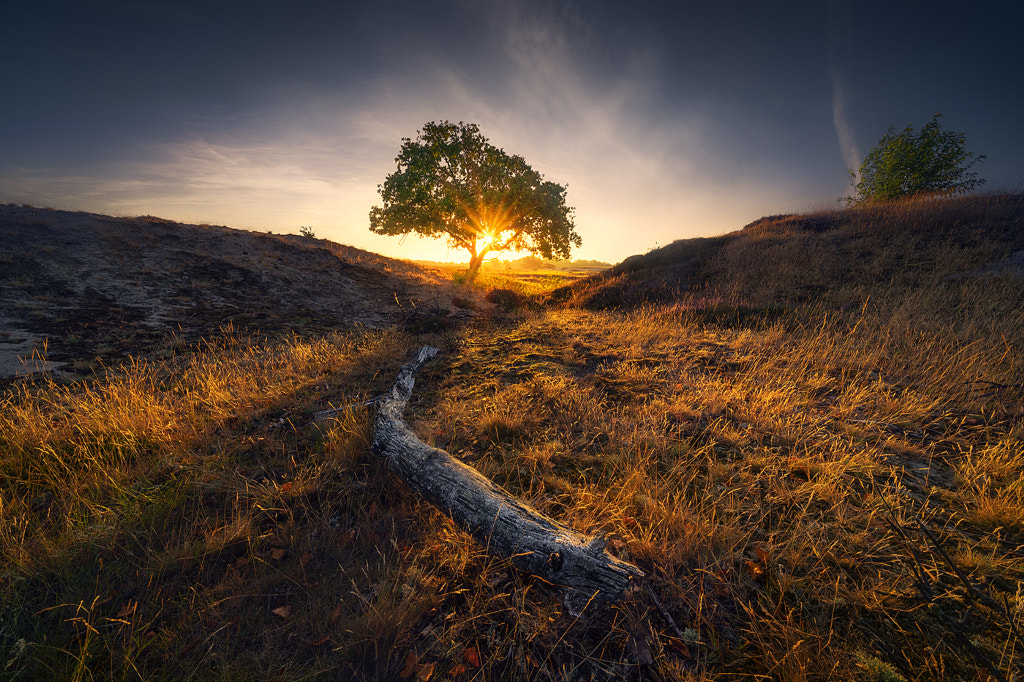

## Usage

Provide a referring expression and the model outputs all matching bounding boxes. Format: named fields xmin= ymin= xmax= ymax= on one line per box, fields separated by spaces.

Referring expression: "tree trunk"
xmin=466 ymin=250 xmax=487 ymax=280
xmin=371 ymin=346 xmax=644 ymax=615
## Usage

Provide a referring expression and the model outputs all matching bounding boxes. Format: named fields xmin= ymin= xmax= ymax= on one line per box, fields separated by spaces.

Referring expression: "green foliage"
xmin=369 ymin=121 xmax=580 ymax=277
xmin=849 ymin=113 xmax=986 ymax=202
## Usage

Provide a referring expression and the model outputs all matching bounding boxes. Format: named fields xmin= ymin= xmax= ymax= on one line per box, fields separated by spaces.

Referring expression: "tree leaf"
xmin=271 ymin=605 xmax=292 ymax=619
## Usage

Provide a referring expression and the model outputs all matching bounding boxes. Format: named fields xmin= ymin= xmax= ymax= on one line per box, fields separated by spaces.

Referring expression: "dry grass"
xmin=420 ymin=302 xmax=1022 ymax=680
xmin=2 ymin=194 xmax=1023 ymax=680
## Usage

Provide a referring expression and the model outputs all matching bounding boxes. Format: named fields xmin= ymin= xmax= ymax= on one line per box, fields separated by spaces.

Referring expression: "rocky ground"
xmin=0 ymin=204 xmax=482 ymax=380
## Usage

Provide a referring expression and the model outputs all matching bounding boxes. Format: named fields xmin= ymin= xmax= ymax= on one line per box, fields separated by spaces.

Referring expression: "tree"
xmin=849 ymin=112 xmax=986 ymax=203
xmin=369 ymin=121 xmax=580 ymax=278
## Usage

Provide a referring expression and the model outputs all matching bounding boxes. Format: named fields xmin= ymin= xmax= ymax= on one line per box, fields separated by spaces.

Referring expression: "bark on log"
xmin=371 ymin=345 xmax=644 ymax=615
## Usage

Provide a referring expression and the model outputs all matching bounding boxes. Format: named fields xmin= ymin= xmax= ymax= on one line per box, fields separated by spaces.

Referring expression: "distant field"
xmin=492 ymin=268 xmax=601 ymax=289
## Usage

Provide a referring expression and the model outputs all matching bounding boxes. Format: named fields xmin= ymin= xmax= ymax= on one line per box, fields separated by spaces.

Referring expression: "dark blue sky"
xmin=3 ymin=0 xmax=1021 ymax=262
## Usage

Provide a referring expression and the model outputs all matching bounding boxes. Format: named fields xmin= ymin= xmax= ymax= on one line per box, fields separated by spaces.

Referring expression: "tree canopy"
xmin=849 ymin=113 xmax=986 ymax=203
xmin=369 ymin=121 xmax=580 ymax=277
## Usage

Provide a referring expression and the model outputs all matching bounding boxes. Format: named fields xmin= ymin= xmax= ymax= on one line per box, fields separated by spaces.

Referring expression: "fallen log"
xmin=371 ymin=345 xmax=644 ymax=615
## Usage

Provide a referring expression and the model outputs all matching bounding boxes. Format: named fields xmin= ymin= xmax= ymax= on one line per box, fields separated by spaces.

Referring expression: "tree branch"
xmin=371 ymin=346 xmax=645 ymax=615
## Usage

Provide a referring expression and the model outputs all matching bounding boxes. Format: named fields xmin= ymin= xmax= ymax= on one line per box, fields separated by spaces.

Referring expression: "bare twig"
xmin=915 ymin=516 xmax=1024 ymax=646
xmin=644 ymin=582 xmax=685 ymax=640
xmin=881 ymin=497 xmax=1012 ymax=682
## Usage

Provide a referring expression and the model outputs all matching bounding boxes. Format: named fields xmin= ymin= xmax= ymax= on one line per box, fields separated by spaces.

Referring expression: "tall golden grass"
xmin=1 ymin=193 xmax=1021 ymax=680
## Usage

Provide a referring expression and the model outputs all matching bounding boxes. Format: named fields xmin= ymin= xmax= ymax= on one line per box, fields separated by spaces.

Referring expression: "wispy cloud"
xmin=828 ymin=0 xmax=861 ymax=190
xmin=831 ymin=69 xmax=861 ymax=188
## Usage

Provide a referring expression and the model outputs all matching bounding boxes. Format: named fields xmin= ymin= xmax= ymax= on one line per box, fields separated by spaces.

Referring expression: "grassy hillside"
xmin=554 ymin=191 xmax=1024 ymax=403
xmin=2 ymin=195 xmax=1022 ymax=680
xmin=558 ymin=193 xmax=1024 ymax=307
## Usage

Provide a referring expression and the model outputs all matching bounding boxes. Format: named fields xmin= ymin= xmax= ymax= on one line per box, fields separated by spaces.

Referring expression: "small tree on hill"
xmin=369 ymin=121 xmax=580 ymax=279
xmin=849 ymin=112 xmax=986 ymax=203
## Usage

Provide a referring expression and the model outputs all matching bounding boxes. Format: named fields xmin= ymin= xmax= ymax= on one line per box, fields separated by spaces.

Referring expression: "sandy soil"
xmin=0 ymin=204 xmax=483 ymax=380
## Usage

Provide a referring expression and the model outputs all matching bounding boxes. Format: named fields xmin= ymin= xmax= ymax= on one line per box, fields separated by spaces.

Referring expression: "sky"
xmin=2 ymin=0 xmax=1022 ymax=264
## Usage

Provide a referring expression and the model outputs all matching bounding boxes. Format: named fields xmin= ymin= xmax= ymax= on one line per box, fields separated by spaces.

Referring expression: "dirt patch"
xmin=0 ymin=204 xmax=485 ymax=380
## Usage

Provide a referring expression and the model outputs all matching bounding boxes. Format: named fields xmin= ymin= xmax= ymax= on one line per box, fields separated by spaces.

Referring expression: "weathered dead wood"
xmin=371 ymin=345 xmax=644 ymax=615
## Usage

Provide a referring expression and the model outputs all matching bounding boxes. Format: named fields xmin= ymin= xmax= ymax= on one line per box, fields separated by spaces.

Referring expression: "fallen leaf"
xmin=328 ymin=602 xmax=343 ymax=624
xmin=271 ymin=605 xmax=292 ymax=619
xmin=744 ymin=559 xmax=763 ymax=579
xmin=415 ymin=661 xmax=434 ymax=681
xmin=754 ymin=546 xmax=769 ymax=564
xmin=664 ymin=637 xmax=692 ymax=658
xmin=116 ymin=601 xmax=136 ymax=619
xmin=280 ymin=482 xmax=293 ymax=492
xmin=627 ymin=634 xmax=654 ymax=665
xmin=300 ymin=551 xmax=313 ymax=566
xmin=180 ymin=636 xmax=204 ymax=655
xmin=463 ymin=647 xmax=480 ymax=668
xmin=623 ymin=516 xmax=638 ymax=529
xmin=399 ymin=653 xmax=418 ymax=679
xmin=449 ymin=664 xmax=466 ymax=675
xmin=271 ymin=548 xmax=287 ymax=560
xmin=338 ymin=529 xmax=356 ymax=546
xmin=306 ymin=635 xmax=330 ymax=646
